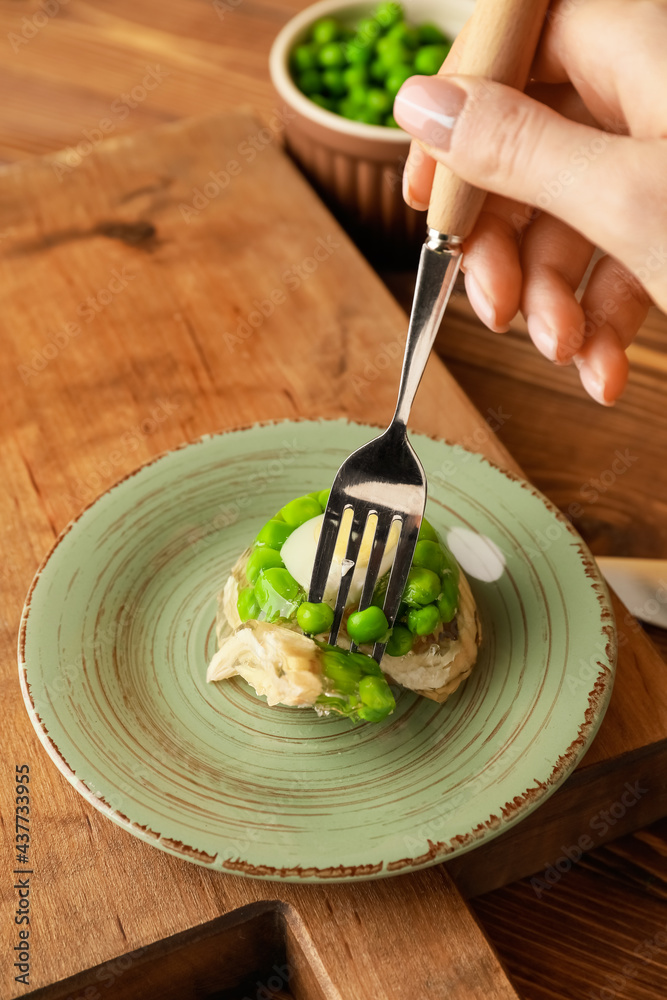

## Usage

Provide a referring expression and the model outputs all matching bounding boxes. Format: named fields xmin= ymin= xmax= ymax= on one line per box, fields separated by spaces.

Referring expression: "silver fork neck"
xmin=390 ymin=229 xmax=463 ymax=431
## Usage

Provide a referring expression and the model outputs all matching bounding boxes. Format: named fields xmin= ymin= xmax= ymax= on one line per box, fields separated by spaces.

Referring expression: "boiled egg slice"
xmin=281 ymin=510 xmax=401 ymax=607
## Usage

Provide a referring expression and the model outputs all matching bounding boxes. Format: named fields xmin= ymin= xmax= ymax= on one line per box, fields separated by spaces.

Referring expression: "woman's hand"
xmin=393 ymin=0 xmax=667 ymax=405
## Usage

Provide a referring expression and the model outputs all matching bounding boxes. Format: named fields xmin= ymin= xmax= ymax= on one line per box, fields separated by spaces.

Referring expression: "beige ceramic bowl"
xmin=269 ymin=0 xmax=474 ymax=257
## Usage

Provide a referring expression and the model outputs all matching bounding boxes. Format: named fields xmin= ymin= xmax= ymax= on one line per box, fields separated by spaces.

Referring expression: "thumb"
xmin=393 ymin=75 xmax=662 ymax=294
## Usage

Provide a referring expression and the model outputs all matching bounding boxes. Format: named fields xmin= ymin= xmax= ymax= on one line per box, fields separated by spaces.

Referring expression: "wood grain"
xmin=0 ymin=0 xmax=299 ymax=165
xmin=472 ymin=819 xmax=667 ymax=1000
xmin=0 ymin=110 xmax=525 ymax=1000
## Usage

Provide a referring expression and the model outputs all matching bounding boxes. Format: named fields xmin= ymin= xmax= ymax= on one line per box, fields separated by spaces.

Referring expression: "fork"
xmin=309 ymin=0 xmax=551 ymax=662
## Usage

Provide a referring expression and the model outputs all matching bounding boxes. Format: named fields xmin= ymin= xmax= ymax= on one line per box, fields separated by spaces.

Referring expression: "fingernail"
xmin=466 ymin=272 xmax=509 ymax=332
xmin=402 ymin=170 xmax=428 ymax=212
xmin=394 ymin=76 xmax=467 ymax=149
xmin=576 ymin=360 xmax=615 ymax=406
xmin=527 ymin=315 xmax=559 ymax=362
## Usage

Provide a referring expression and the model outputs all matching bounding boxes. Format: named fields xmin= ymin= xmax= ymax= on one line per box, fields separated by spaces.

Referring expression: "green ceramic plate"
xmin=19 ymin=419 xmax=616 ymax=881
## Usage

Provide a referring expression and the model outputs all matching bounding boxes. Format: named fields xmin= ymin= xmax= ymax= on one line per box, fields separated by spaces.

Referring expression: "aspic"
xmin=208 ymin=488 xmax=481 ymax=723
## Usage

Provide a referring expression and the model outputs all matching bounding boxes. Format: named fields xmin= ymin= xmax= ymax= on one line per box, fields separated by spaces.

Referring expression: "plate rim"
xmin=18 ymin=417 xmax=617 ymax=881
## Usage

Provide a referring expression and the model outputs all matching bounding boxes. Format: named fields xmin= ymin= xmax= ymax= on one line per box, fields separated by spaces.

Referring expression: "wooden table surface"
xmin=2 ymin=2 xmax=667 ymax=998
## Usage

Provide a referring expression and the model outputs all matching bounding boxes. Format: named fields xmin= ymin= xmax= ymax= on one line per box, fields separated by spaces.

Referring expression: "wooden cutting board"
xmin=1 ymin=110 xmax=666 ymax=999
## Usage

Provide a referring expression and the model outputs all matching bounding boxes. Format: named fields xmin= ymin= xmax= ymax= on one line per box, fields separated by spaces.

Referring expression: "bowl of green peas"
xmin=269 ymin=0 xmax=474 ymax=256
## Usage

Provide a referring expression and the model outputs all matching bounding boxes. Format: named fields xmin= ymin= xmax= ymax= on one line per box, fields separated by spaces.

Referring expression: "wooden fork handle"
xmin=426 ymin=0 xmax=551 ymax=237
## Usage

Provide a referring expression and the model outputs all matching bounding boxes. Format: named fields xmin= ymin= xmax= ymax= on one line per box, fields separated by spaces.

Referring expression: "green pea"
xmin=291 ymin=11 xmax=452 ymax=131
xmin=386 ymin=624 xmax=413 ymax=656
xmin=359 ymin=673 xmax=395 ymax=712
xmin=441 ymin=543 xmax=461 ymax=585
xmin=318 ymin=41 xmax=347 ymax=67
xmin=385 ymin=64 xmax=413 ymax=97
xmin=369 ymin=57 xmax=388 ymax=82
xmin=338 ymin=98 xmax=360 ymax=119
xmin=347 ymin=606 xmax=389 ymax=644
xmin=322 ymin=69 xmax=346 ymax=96
xmin=377 ymin=37 xmax=412 ymax=69
xmin=437 ymin=584 xmax=458 ymax=624
xmin=418 ymin=23 xmax=448 ymax=45
xmin=254 ymin=567 xmax=302 ymax=622
xmin=246 ymin=546 xmax=284 ymax=584
xmin=322 ymin=649 xmax=362 ymax=694
xmin=374 ymin=1 xmax=403 ymax=28
xmin=259 ymin=567 xmax=299 ymax=600
xmin=255 ymin=518 xmax=293 ymax=550
xmin=237 ymin=586 xmax=260 ymax=622
xmin=317 ymin=489 xmax=330 ymax=509
xmin=342 ymin=64 xmax=366 ymax=89
xmin=348 ymin=651 xmax=383 ymax=675
xmin=412 ymin=539 xmax=444 ymax=575
xmin=297 ymin=69 xmax=323 ymax=95
xmin=355 ymin=108 xmax=383 ymax=125
xmin=402 ymin=566 xmax=441 ymax=606
xmin=311 ymin=94 xmax=336 ymax=111
xmin=280 ymin=495 xmax=322 ymax=527
xmin=414 ymin=43 xmax=450 ymax=75
xmin=407 ymin=603 xmax=440 ymax=636
xmin=297 ymin=601 xmax=334 ymax=635
xmin=356 ymin=17 xmax=382 ymax=42
xmin=311 ymin=17 xmax=340 ymax=45
xmin=386 ymin=22 xmax=419 ymax=47
xmin=348 ymin=83 xmax=369 ymax=106
xmin=418 ymin=517 xmax=439 ymax=542
xmin=367 ymin=88 xmax=392 ymax=114
xmin=345 ymin=39 xmax=373 ymax=64
xmin=291 ymin=43 xmax=319 ymax=73
xmin=358 ymin=705 xmax=391 ymax=722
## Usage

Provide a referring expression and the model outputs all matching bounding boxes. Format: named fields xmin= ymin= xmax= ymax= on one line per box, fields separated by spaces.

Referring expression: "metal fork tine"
xmin=329 ymin=507 xmax=368 ymax=645
xmin=357 ymin=512 xmax=392 ymax=614
xmin=372 ymin=512 xmax=421 ymax=661
xmin=308 ymin=505 xmax=342 ymax=604
xmin=348 ymin=512 xmax=392 ymax=653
